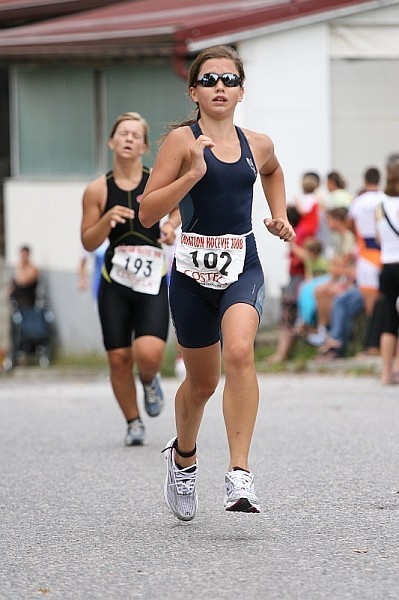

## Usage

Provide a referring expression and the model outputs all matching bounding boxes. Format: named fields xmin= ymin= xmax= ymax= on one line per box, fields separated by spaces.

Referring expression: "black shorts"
xmin=97 ymin=276 xmax=169 ymax=351
xmin=379 ymin=263 xmax=399 ymax=335
xmin=169 ymin=259 xmax=265 ymax=349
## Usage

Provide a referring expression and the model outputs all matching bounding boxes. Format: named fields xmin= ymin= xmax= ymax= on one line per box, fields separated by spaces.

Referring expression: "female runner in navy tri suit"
xmin=139 ymin=46 xmax=295 ymax=520
xmin=81 ymin=112 xmax=180 ymax=447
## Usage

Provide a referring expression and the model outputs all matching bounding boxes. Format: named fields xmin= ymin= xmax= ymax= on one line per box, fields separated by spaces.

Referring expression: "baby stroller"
xmin=3 ymin=297 xmax=56 ymax=372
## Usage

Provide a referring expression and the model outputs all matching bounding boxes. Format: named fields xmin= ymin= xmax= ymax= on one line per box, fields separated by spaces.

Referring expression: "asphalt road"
xmin=1 ymin=369 xmax=398 ymax=600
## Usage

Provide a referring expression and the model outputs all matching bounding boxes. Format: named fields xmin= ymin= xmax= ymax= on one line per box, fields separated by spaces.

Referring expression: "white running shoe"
xmin=124 ymin=419 xmax=146 ymax=446
xmin=306 ymin=325 xmax=328 ymax=347
xmin=163 ymin=437 xmax=198 ymax=521
xmin=224 ymin=469 xmax=261 ymax=513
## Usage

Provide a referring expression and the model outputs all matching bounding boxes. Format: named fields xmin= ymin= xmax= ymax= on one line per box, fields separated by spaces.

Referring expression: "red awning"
xmin=0 ymin=0 xmax=377 ymax=60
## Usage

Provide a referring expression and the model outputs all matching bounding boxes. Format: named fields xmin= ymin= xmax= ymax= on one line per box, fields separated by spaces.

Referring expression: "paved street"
xmin=0 ymin=369 xmax=398 ymax=599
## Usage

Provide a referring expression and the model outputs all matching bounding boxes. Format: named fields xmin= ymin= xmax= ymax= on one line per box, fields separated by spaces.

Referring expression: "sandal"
xmin=315 ymin=347 xmax=342 ymax=361
xmin=391 ymin=370 xmax=399 ymax=384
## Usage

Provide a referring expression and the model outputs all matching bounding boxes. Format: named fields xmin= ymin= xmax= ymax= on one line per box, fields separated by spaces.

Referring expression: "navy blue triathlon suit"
xmin=169 ymin=123 xmax=265 ymax=349
xmin=98 ymin=169 xmax=169 ymax=351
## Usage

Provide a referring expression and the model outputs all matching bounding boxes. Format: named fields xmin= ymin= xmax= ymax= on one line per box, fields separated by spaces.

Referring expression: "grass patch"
xmin=50 ymin=326 xmax=373 ymax=377
xmin=53 ymin=345 xmax=178 ymax=377
xmin=53 ymin=351 xmax=107 ymax=369
xmin=254 ymin=333 xmax=319 ymax=373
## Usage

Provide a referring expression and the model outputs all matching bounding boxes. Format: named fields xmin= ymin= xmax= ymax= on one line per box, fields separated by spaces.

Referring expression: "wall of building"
xmin=3 ymin=178 xmax=105 ymax=352
xmin=330 ymin=3 xmax=399 ymax=191
xmin=236 ymin=23 xmax=331 ymax=305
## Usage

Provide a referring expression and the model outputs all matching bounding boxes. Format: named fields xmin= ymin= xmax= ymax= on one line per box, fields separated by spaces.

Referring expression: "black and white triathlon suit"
xmin=169 ymin=122 xmax=265 ymax=349
xmin=98 ymin=169 xmax=169 ymax=351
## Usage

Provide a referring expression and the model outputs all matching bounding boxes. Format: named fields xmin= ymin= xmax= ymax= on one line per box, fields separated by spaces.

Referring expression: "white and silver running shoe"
xmin=163 ymin=437 xmax=198 ymax=521
xmin=224 ymin=469 xmax=260 ymax=513
xmin=124 ymin=419 xmax=146 ymax=446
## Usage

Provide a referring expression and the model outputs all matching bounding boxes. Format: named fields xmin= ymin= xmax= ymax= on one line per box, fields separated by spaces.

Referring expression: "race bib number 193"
xmin=110 ymin=245 xmax=165 ymax=295
xmin=175 ymin=232 xmax=246 ymax=289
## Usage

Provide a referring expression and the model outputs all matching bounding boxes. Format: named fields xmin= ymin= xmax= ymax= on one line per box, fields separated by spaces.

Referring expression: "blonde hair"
xmin=302 ymin=173 xmax=319 ymax=194
xmin=109 ymin=112 xmax=150 ymax=147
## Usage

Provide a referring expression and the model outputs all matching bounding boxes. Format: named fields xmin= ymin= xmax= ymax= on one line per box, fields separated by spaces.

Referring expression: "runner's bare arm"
xmin=247 ymin=130 xmax=295 ymax=242
xmin=139 ymin=127 xmax=214 ymax=228
xmin=81 ymin=176 xmax=134 ymax=251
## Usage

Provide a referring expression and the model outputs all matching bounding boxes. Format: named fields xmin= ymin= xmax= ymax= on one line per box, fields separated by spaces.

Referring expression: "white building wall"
xmin=4 ymin=178 xmax=104 ymax=353
xmin=236 ymin=24 xmax=331 ymax=308
xmin=330 ymin=3 xmax=399 ymax=193
xmin=4 ymin=179 xmax=86 ymax=271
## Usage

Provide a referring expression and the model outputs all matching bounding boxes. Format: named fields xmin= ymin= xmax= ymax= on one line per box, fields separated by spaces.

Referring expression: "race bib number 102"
xmin=175 ymin=232 xmax=246 ymax=289
xmin=110 ymin=245 xmax=165 ymax=295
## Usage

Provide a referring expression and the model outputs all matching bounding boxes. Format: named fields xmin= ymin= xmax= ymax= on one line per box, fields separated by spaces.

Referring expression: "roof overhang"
xmin=0 ymin=0 xmax=126 ymax=27
xmin=180 ymin=0 xmax=399 ymax=52
xmin=0 ymin=0 xmax=397 ymax=63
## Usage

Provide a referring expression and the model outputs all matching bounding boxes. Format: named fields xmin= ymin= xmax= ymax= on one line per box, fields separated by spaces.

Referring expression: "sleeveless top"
xmin=101 ymin=168 xmax=161 ymax=278
xmin=179 ymin=122 xmax=259 ymax=267
xmin=10 ymin=279 xmax=38 ymax=308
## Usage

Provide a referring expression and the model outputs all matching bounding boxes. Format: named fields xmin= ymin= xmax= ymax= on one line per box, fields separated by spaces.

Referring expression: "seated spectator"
xmin=299 ymin=237 xmax=329 ymax=280
xmin=291 ymin=238 xmax=330 ymax=334
xmin=319 ymin=291 xmax=399 ymax=361
xmin=315 ymin=286 xmax=364 ymax=359
xmin=306 ymin=208 xmax=357 ymax=345
xmin=8 ymin=245 xmax=39 ymax=309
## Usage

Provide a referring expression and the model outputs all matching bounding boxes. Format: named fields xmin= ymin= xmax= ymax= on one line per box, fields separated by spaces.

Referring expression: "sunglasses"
xmin=195 ymin=73 xmax=242 ymax=88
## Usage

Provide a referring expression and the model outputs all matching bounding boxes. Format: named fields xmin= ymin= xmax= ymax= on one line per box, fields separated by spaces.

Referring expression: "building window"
xmin=11 ymin=62 xmax=191 ymax=178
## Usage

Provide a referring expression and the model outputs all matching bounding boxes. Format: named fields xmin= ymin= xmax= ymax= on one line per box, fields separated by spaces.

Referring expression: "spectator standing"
xmin=348 ymin=167 xmax=384 ymax=317
xmin=326 ymin=171 xmax=353 ymax=210
xmin=375 ymin=153 xmax=399 ymax=384
xmin=292 ymin=172 xmax=320 ymax=238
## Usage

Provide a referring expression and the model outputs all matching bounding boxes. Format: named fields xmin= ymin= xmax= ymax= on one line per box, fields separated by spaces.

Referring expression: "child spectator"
xmin=291 ymin=237 xmax=330 ymax=334
xmin=292 ymin=172 xmax=320 ymax=238
xmin=306 ymin=207 xmax=357 ymax=346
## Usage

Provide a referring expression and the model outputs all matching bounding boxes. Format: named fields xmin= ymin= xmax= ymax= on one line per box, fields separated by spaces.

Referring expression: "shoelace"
xmin=162 ymin=441 xmax=197 ymax=494
xmin=129 ymin=421 xmax=143 ymax=434
xmin=143 ymin=382 xmax=158 ymax=404
xmin=173 ymin=466 xmax=197 ymax=495
xmin=227 ymin=470 xmax=253 ymax=491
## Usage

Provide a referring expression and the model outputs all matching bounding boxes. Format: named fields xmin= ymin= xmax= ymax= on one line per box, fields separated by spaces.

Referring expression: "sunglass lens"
xmin=198 ymin=73 xmax=218 ymax=87
xmin=222 ymin=74 xmax=241 ymax=87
